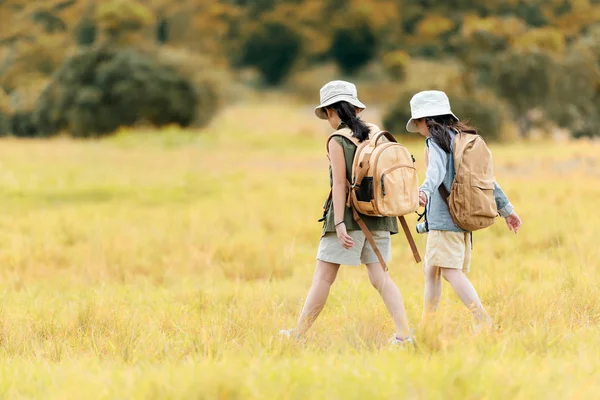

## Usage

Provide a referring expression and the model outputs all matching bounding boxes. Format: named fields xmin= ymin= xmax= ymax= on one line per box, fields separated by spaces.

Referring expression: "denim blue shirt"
xmin=420 ymin=130 xmax=514 ymax=233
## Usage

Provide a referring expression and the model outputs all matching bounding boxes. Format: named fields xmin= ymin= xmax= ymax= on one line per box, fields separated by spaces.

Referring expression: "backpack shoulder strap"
xmin=452 ymin=132 xmax=479 ymax=172
xmin=326 ymin=128 xmax=360 ymax=153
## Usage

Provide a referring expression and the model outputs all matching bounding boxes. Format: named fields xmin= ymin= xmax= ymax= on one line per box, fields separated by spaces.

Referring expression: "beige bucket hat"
xmin=406 ymin=90 xmax=459 ymax=132
xmin=315 ymin=80 xmax=366 ymax=119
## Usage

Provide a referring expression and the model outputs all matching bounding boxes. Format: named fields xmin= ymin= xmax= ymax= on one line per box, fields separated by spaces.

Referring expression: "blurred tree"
xmin=491 ymin=48 xmax=556 ymax=138
xmin=156 ymin=17 xmax=168 ymax=44
xmin=239 ymin=19 xmax=302 ymax=85
xmin=73 ymin=0 xmax=97 ymax=46
xmin=416 ymin=15 xmax=455 ymax=39
xmin=0 ymin=34 xmax=68 ymax=93
xmin=547 ymin=26 xmax=600 ymax=137
xmin=95 ymin=0 xmax=155 ymax=45
xmin=74 ymin=17 xmax=97 ymax=46
xmin=330 ymin=12 xmax=378 ymax=75
xmin=512 ymin=27 xmax=566 ymax=55
xmin=450 ymin=16 xmax=525 ymax=91
xmin=497 ymin=0 xmax=549 ymax=27
xmin=383 ymin=50 xmax=411 ymax=82
xmin=544 ymin=0 xmax=600 ymax=38
xmin=449 ymin=91 xmax=505 ymax=141
xmin=1 ymin=0 xmax=600 ymax=140
xmin=383 ymin=90 xmax=415 ymax=135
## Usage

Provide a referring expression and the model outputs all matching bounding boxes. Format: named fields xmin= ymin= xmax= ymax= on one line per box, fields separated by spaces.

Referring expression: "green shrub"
xmin=239 ymin=20 xmax=302 ymax=85
xmin=0 ymin=112 xmax=9 ymax=137
xmin=10 ymin=111 xmax=39 ymax=138
xmin=330 ymin=14 xmax=377 ymax=75
xmin=33 ymin=46 xmax=202 ymax=138
xmin=0 ymin=90 xmax=10 ymax=136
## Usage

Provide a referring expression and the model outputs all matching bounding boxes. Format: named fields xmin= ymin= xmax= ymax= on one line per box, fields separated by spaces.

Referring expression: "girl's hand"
xmin=419 ymin=191 xmax=428 ymax=207
xmin=505 ymin=212 xmax=522 ymax=234
xmin=335 ymin=223 xmax=354 ymax=249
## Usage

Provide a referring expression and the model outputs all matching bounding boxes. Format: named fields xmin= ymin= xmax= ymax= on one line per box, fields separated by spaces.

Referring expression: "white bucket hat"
xmin=406 ymin=90 xmax=459 ymax=133
xmin=315 ymin=80 xmax=366 ymax=119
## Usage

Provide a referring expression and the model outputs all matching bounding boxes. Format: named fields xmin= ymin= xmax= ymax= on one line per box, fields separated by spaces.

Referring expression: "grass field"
xmin=1 ymin=103 xmax=600 ymax=399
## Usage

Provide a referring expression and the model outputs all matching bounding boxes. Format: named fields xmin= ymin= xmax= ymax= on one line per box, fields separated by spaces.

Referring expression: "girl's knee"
xmin=314 ymin=261 xmax=339 ymax=286
xmin=423 ymin=263 xmax=439 ymax=279
xmin=367 ymin=268 xmax=387 ymax=291
xmin=369 ymin=275 xmax=384 ymax=291
xmin=440 ymin=267 xmax=460 ymax=281
xmin=313 ymin=271 xmax=337 ymax=286
xmin=315 ymin=272 xmax=337 ymax=287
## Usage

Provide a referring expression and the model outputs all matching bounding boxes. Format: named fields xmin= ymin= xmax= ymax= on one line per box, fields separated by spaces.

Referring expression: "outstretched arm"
xmin=494 ymin=182 xmax=521 ymax=233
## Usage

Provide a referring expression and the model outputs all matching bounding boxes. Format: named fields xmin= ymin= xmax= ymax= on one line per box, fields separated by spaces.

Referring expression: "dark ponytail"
xmin=327 ymin=101 xmax=370 ymax=142
xmin=426 ymin=115 xmax=478 ymax=153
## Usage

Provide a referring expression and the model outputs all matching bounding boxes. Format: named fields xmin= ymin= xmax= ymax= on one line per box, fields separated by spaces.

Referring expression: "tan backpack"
xmin=437 ymin=131 xmax=498 ymax=231
xmin=325 ymin=128 xmax=421 ymax=269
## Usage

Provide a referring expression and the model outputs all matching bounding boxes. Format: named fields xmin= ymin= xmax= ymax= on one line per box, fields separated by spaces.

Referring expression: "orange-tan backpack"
xmin=325 ymin=128 xmax=421 ymax=269
xmin=437 ymin=130 xmax=498 ymax=231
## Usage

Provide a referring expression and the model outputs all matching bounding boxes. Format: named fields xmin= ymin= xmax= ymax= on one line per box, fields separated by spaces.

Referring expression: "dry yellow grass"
xmin=0 ymin=102 xmax=599 ymax=399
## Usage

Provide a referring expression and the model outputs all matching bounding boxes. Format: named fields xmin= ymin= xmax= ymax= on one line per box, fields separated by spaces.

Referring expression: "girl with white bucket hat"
xmin=408 ymin=90 xmax=522 ymax=330
xmin=281 ymin=80 xmax=414 ymax=346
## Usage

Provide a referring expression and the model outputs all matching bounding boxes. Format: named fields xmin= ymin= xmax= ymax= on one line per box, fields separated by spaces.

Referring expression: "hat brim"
xmin=315 ymin=95 xmax=366 ymax=120
xmin=406 ymin=111 xmax=460 ymax=133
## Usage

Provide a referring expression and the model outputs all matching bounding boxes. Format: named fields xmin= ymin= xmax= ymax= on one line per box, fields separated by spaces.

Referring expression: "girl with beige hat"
xmin=281 ymin=81 xmax=414 ymax=346
xmin=408 ymin=90 xmax=522 ymax=329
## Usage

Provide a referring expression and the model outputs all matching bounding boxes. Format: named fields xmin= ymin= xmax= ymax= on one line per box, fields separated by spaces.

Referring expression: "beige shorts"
xmin=425 ymin=230 xmax=472 ymax=272
xmin=317 ymin=230 xmax=391 ymax=266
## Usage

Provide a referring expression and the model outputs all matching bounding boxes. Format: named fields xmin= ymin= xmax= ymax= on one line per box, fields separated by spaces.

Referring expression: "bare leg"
xmin=421 ymin=262 xmax=442 ymax=323
xmin=294 ymin=260 xmax=340 ymax=337
xmin=440 ymin=268 xmax=491 ymax=325
xmin=366 ymin=263 xmax=411 ymax=338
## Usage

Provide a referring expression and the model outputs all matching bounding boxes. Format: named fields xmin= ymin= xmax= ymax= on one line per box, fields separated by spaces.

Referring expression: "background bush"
xmin=239 ymin=20 xmax=302 ymax=86
xmin=330 ymin=13 xmax=378 ymax=75
xmin=2 ymin=0 xmax=600 ymax=139
xmin=33 ymin=46 xmax=201 ymax=138
xmin=10 ymin=111 xmax=39 ymax=138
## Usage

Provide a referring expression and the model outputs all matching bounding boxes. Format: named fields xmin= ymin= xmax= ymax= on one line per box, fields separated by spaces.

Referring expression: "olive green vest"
xmin=322 ymin=125 xmax=399 ymax=235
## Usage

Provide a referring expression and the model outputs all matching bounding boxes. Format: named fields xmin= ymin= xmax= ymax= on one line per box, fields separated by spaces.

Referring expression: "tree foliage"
xmin=330 ymin=13 xmax=378 ymax=75
xmin=239 ymin=20 xmax=302 ymax=85
xmin=491 ymin=49 xmax=556 ymax=137
xmin=2 ymin=0 xmax=600 ymax=138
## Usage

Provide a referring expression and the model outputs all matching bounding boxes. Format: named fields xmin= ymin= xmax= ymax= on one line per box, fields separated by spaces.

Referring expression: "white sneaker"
xmin=279 ymin=329 xmax=295 ymax=338
xmin=279 ymin=328 xmax=306 ymax=343
xmin=389 ymin=335 xmax=415 ymax=348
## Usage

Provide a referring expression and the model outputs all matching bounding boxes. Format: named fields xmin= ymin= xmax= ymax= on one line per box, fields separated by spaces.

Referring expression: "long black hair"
xmin=327 ymin=101 xmax=370 ymax=142
xmin=425 ymin=115 xmax=478 ymax=153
